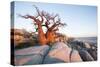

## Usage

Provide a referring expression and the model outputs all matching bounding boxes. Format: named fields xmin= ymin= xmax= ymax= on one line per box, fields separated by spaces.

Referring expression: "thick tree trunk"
xmin=37 ymin=23 xmax=47 ymax=45
xmin=46 ymin=30 xmax=56 ymax=44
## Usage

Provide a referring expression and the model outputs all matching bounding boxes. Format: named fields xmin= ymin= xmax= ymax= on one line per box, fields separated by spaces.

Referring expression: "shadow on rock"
xmin=78 ymin=49 xmax=94 ymax=61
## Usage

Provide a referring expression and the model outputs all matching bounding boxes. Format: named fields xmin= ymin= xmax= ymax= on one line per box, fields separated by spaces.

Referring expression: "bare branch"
xmin=51 ymin=14 xmax=58 ymax=20
xmin=18 ymin=14 xmax=37 ymax=21
xmin=33 ymin=5 xmax=40 ymax=16
xmin=41 ymin=11 xmax=51 ymax=28
xmin=33 ymin=5 xmax=44 ymax=22
xmin=53 ymin=27 xmax=59 ymax=31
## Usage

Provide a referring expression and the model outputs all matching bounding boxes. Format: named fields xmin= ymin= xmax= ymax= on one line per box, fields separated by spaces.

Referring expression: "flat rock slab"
xmin=43 ymin=42 xmax=72 ymax=64
xmin=15 ymin=45 xmax=49 ymax=65
xmin=43 ymin=42 xmax=82 ymax=64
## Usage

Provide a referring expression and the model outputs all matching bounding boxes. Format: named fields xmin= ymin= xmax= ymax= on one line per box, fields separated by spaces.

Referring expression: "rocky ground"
xmin=14 ymin=40 xmax=97 ymax=66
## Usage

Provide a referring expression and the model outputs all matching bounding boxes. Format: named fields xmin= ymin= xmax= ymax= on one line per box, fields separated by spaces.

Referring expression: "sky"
xmin=12 ymin=1 xmax=97 ymax=37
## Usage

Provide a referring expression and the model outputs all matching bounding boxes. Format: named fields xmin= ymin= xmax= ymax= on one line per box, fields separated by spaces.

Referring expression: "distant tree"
xmin=19 ymin=5 xmax=66 ymax=45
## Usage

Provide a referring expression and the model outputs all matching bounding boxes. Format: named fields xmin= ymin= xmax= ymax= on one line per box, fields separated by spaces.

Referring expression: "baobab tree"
xmin=19 ymin=5 xmax=66 ymax=45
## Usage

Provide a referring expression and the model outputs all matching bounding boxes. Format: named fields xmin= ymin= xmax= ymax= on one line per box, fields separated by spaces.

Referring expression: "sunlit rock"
xmin=43 ymin=42 xmax=71 ymax=63
xmin=70 ymin=50 xmax=82 ymax=62
xmin=84 ymin=42 xmax=91 ymax=49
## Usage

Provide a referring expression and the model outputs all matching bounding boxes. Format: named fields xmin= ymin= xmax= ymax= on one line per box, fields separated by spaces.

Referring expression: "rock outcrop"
xmin=78 ymin=49 xmax=94 ymax=61
xmin=14 ymin=41 xmax=97 ymax=65
xmin=70 ymin=49 xmax=82 ymax=62
xmin=87 ymin=49 xmax=97 ymax=60
xmin=15 ymin=45 xmax=49 ymax=65
xmin=43 ymin=42 xmax=82 ymax=64
xmin=68 ymin=40 xmax=97 ymax=61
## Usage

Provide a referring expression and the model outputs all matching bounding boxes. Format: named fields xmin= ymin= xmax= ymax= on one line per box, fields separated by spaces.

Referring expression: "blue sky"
xmin=12 ymin=1 xmax=97 ymax=37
